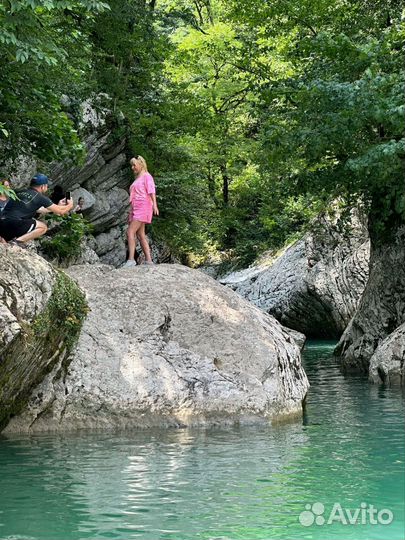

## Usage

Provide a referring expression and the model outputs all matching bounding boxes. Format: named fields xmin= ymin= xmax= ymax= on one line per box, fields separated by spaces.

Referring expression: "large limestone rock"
xmin=220 ymin=211 xmax=370 ymax=338
xmin=92 ymin=226 xmax=127 ymax=267
xmin=4 ymin=264 xmax=309 ymax=432
xmin=369 ymin=323 xmax=405 ymax=386
xmin=0 ymin=245 xmax=55 ymax=349
xmin=337 ymin=225 xmax=405 ymax=374
xmin=47 ymin=119 xmax=131 ymax=266
xmin=84 ymin=187 xmax=129 ymax=233
xmin=0 ymin=246 xmax=86 ymax=430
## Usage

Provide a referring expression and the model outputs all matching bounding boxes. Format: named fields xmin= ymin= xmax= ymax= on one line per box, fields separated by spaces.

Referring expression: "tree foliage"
xmin=226 ymin=0 xmax=405 ymax=240
xmin=1 ymin=0 xmax=403 ymax=262
xmin=0 ymin=0 xmax=108 ymax=162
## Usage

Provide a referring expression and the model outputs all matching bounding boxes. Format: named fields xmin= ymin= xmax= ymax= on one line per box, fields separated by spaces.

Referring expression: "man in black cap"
xmin=0 ymin=173 xmax=73 ymax=245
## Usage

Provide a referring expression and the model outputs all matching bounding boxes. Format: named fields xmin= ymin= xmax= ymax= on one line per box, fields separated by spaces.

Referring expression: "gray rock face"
xmin=93 ymin=226 xmax=127 ymax=267
xmin=283 ymin=327 xmax=306 ymax=351
xmin=47 ymin=124 xmax=131 ymax=265
xmin=68 ymin=237 xmax=100 ymax=266
xmin=84 ymin=188 xmax=129 ymax=234
xmin=4 ymin=264 xmax=309 ymax=433
xmin=220 ymin=212 xmax=370 ymax=338
xmin=0 ymin=247 xmax=87 ymax=430
xmin=369 ymin=323 xmax=405 ymax=386
xmin=71 ymin=187 xmax=96 ymax=211
xmin=336 ymin=225 xmax=405 ymax=374
xmin=0 ymin=245 xmax=55 ymax=349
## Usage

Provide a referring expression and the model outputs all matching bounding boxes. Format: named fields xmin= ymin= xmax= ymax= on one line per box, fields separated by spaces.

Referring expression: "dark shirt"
xmin=2 ymin=188 xmax=53 ymax=219
xmin=0 ymin=198 xmax=8 ymax=213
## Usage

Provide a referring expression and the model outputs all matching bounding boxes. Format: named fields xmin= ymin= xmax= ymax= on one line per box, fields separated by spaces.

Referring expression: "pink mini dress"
xmin=129 ymin=172 xmax=156 ymax=224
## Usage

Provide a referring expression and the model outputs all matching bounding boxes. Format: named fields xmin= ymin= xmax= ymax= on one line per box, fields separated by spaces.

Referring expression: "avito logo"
xmin=299 ymin=502 xmax=394 ymax=527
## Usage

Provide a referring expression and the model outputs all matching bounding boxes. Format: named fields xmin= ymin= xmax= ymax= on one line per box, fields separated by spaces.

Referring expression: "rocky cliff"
xmin=368 ymin=322 xmax=405 ymax=386
xmin=0 ymin=246 xmax=55 ymax=350
xmin=8 ymin=100 xmax=174 ymax=268
xmin=47 ymin=109 xmax=131 ymax=266
xmin=220 ymin=211 xmax=370 ymax=339
xmin=336 ymin=225 xmax=405 ymax=378
xmin=0 ymin=245 xmax=87 ymax=430
xmin=2 ymin=260 xmax=309 ymax=433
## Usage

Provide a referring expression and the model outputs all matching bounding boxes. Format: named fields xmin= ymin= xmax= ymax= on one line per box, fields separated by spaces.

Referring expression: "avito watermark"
xmin=299 ymin=502 xmax=394 ymax=527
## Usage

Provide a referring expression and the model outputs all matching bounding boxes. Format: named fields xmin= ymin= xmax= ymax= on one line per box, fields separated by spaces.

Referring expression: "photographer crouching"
xmin=0 ymin=174 xmax=73 ymax=248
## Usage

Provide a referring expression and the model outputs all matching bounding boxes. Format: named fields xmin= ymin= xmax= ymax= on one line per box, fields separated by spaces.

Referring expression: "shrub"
xmin=40 ymin=213 xmax=93 ymax=263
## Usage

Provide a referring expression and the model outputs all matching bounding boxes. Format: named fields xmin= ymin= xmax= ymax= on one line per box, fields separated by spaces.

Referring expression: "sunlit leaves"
xmin=226 ymin=0 xmax=405 ymax=232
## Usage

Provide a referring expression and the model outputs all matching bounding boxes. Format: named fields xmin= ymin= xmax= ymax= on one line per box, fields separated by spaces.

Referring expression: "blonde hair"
xmin=130 ymin=155 xmax=148 ymax=172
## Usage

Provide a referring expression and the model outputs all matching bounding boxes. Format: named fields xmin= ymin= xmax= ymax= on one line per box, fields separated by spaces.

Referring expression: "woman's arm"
xmin=150 ymin=193 xmax=159 ymax=215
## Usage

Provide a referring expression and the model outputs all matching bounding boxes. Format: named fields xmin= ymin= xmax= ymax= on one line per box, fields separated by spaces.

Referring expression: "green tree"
xmin=0 ymin=0 xmax=108 ymax=164
xmin=151 ymin=1 xmax=266 ymax=259
xmin=226 ymin=0 xmax=405 ymax=236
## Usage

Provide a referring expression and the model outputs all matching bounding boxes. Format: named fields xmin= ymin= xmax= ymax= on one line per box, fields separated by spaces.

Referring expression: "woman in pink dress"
xmin=123 ymin=156 xmax=159 ymax=267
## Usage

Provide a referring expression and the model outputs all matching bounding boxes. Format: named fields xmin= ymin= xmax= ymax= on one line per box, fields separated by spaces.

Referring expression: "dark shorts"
xmin=0 ymin=218 xmax=36 ymax=241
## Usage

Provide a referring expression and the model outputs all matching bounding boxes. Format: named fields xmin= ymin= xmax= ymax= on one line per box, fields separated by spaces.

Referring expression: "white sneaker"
xmin=123 ymin=260 xmax=137 ymax=268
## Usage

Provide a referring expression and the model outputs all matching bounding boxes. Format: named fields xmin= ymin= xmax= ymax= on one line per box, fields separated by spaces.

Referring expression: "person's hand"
xmin=153 ymin=204 xmax=159 ymax=216
xmin=60 ymin=198 xmax=73 ymax=209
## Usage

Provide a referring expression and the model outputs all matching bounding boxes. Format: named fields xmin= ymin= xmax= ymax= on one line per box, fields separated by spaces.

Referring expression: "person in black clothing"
xmin=73 ymin=196 xmax=85 ymax=215
xmin=50 ymin=184 xmax=65 ymax=204
xmin=0 ymin=179 xmax=11 ymax=213
xmin=0 ymin=173 xmax=73 ymax=244
xmin=0 ymin=179 xmax=12 ymax=243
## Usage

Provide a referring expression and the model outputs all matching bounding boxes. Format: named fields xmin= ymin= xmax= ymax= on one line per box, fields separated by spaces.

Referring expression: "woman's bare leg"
xmin=127 ymin=220 xmax=142 ymax=260
xmin=137 ymin=223 xmax=152 ymax=262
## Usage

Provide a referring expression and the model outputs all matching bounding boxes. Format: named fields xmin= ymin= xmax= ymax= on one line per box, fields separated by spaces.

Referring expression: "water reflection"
xmin=0 ymin=342 xmax=403 ymax=540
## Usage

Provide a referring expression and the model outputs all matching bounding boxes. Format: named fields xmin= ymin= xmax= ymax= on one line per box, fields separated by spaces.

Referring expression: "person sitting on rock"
xmin=0 ymin=173 xmax=73 ymax=246
xmin=73 ymin=196 xmax=85 ymax=215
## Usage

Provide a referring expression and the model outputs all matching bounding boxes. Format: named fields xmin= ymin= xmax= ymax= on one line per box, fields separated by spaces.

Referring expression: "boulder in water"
xmin=4 ymin=263 xmax=309 ymax=432
xmin=369 ymin=322 xmax=405 ymax=386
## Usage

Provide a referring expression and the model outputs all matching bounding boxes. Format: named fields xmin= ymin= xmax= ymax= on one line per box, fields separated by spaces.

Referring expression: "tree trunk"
xmin=220 ymin=164 xmax=229 ymax=206
xmin=335 ymin=214 xmax=405 ymax=373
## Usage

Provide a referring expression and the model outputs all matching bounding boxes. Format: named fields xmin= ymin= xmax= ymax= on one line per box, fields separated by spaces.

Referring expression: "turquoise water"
xmin=0 ymin=341 xmax=403 ymax=540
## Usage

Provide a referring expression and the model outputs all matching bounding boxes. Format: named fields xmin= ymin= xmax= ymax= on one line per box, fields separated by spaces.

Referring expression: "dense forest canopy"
xmin=1 ymin=0 xmax=404 ymax=264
